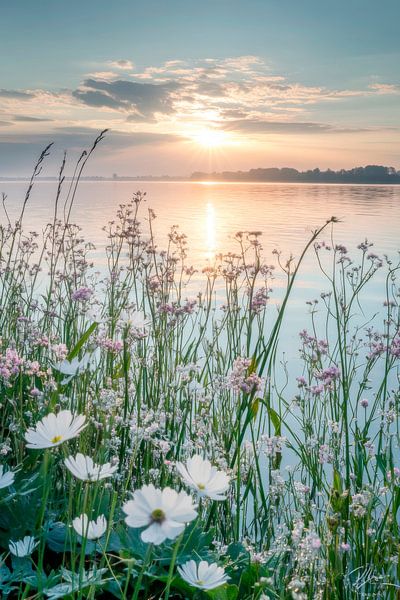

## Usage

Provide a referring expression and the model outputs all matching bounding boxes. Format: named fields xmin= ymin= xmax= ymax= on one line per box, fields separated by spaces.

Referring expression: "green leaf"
xmin=333 ymin=469 xmax=342 ymax=494
xmin=116 ymin=525 xmax=148 ymax=558
xmin=376 ymin=454 xmax=387 ymax=478
xmin=248 ymin=355 xmax=257 ymax=374
xmin=267 ymin=406 xmax=281 ymax=436
xmin=67 ymin=322 xmax=97 ymax=360
xmin=250 ymin=398 xmax=259 ymax=420
xmin=226 ymin=542 xmax=248 ymax=561
xmin=206 ymin=584 xmax=239 ymax=600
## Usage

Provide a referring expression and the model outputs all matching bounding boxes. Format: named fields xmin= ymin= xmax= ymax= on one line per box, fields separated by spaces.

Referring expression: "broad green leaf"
xmin=206 ymin=584 xmax=239 ymax=600
xmin=67 ymin=322 xmax=97 ymax=360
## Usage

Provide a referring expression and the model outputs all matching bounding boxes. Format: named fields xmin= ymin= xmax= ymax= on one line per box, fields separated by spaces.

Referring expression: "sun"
xmin=192 ymin=128 xmax=228 ymax=148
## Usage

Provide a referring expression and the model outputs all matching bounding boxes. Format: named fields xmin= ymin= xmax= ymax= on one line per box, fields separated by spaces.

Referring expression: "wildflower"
xmin=0 ymin=465 xmax=15 ymax=489
xmin=360 ymin=398 xmax=369 ymax=408
xmin=9 ymin=536 xmax=38 ymax=557
xmin=258 ymin=435 xmax=286 ymax=459
xmin=386 ymin=467 xmax=400 ymax=485
xmin=51 ymin=343 xmax=68 ymax=361
xmin=64 ymin=453 xmax=118 ymax=482
xmin=71 ymin=287 xmax=93 ymax=302
xmin=340 ymin=542 xmax=351 ymax=552
xmin=227 ymin=357 xmax=262 ymax=394
xmin=120 ymin=310 xmax=150 ymax=332
xmin=72 ymin=514 xmax=107 ymax=540
xmin=250 ymin=287 xmax=270 ymax=313
xmin=177 ymin=560 xmax=229 ymax=590
xmin=0 ymin=348 xmax=23 ymax=381
xmin=176 ymin=455 xmax=230 ymax=500
xmin=318 ymin=444 xmax=333 ymax=464
xmin=350 ymin=491 xmax=371 ymax=518
xmin=25 ymin=410 xmax=87 ymax=449
xmin=122 ymin=484 xmax=197 ymax=545
xmin=54 ymin=353 xmax=91 ymax=382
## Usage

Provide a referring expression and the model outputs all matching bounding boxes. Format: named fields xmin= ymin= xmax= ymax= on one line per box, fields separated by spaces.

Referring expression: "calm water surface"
xmin=1 ymin=180 xmax=399 ymax=353
xmin=2 ymin=180 xmax=399 ymax=260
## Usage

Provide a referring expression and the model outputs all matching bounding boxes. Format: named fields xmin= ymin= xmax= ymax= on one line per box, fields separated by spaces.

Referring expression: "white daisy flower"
xmin=178 ymin=560 xmax=229 ymax=590
xmin=25 ymin=410 xmax=87 ymax=449
xmin=176 ymin=455 xmax=230 ymax=500
xmin=54 ymin=353 xmax=92 ymax=384
xmin=119 ymin=310 xmax=150 ymax=332
xmin=122 ymin=484 xmax=197 ymax=545
xmin=9 ymin=536 xmax=38 ymax=557
xmin=72 ymin=514 xmax=107 ymax=540
xmin=0 ymin=465 xmax=15 ymax=489
xmin=64 ymin=453 xmax=118 ymax=482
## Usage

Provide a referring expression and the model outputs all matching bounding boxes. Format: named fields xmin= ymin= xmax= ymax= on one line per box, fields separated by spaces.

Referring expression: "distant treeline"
xmin=191 ymin=165 xmax=400 ymax=184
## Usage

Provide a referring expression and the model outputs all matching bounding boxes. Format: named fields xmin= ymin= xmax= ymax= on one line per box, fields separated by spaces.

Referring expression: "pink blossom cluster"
xmin=97 ymin=337 xmax=123 ymax=354
xmin=387 ymin=467 xmax=400 ymax=485
xmin=71 ymin=286 xmax=93 ymax=302
xmin=314 ymin=366 xmax=341 ymax=387
xmin=250 ymin=287 xmax=271 ymax=314
xmin=0 ymin=348 xmax=24 ymax=380
xmin=158 ymin=299 xmax=197 ymax=317
xmin=227 ymin=357 xmax=262 ymax=394
xmin=51 ymin=344 xmax=69 ymax=361
xmin=390 ymin=335 xmax=400 ymax=358
xmin=365 ymin=329 xmax=386 ymax=359
xmin=299 ymin=330 xmax=329 ymax=358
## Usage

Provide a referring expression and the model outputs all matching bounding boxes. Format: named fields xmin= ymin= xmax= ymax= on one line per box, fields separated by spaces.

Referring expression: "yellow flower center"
xmin=151 ymin=508 xmax=166 ymax=523
xmin=196 ymin=579 xmax=205 ymax=586
xmin=197 ymin=483 xmax=206 ymax=490
xmin=51 ymin=435 xmax=63 ymax=444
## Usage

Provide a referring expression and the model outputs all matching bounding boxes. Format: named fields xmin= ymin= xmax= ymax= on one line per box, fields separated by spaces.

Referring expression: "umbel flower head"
xmin=9 ymin=536 xmax=38 ymax=557
xmin=0 ymin=465 xmax=15 ymax=489
xmin=72 ymin=514 xmax=107 ymax=540
xmin=64 ymin=453 xmax=118 ymax=482
xmin=176 ymin=455 xmax=230 ymax=500
xmin=25 ymin=410 xmax=87 ymax=449
xmin=178 ymin=560 xmax=229 ymax=590
xmin=123 ymin=484 xmax=197 ymax=545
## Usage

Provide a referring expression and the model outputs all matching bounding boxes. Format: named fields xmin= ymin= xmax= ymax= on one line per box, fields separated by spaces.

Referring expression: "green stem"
xmin=132 ymin=543 xmax=153 ymax=600
xmin=164 ymin=533 xmax=183 ymax=600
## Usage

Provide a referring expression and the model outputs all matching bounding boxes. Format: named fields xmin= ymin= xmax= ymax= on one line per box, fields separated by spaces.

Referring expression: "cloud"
xmin=1 ymin=55 xmax=399 ymax=155
xmin=73 ymin=79 xmax=180 ymax=118
xmin=0 ymin=89 xmax=35 ymax=100
xmin=223 ymin=119 xmax=375 ymax=135
xmin=13 ymin=115 xmax=53 ymax=122
xmin=107 ymin=59 xmax=135 ymax=71
xmin=224 ymin=119 xmax=333 ymax=134
xmin=368 ymin=83 xmax=400 ymax=95
xmin=72 ymin=89 xmax=124 ymax=109
xmin=0 ymin=121 xmax=12 ymax=127
xmin=1 ymin=127 xmax=184 ymax=148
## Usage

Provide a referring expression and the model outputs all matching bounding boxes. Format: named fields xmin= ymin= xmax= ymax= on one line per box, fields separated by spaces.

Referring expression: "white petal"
xmin=141 ymin=523 xmax=166 ymax=545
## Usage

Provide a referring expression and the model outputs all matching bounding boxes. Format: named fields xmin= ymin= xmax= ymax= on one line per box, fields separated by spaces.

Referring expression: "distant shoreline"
xmin=2 ymin=164 xmax=400 ymax=185
xmin=1 ymin=177 xmax=400 ymax=185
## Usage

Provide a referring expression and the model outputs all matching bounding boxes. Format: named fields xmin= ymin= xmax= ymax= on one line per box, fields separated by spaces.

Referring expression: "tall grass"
xmin=0 ymin=139 xmax=399 ymax=599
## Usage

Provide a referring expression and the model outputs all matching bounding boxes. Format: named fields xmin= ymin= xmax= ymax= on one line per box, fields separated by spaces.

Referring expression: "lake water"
xmin=2 ymin=180 xmax=399 ymax=260
xmin=1 ymin=180 xmax=399 ymax=357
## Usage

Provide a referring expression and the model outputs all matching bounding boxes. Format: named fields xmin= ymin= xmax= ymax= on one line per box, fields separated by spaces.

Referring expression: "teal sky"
xmin=0 ymin=0 xmax=399 ymax=175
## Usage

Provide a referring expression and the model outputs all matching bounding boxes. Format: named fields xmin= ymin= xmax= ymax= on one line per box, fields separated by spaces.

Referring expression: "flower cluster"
xmin=227 ymin=357 xmax=263 ymax=394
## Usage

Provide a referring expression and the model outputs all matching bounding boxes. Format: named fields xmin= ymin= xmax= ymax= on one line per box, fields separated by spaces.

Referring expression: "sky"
xmin=0 ymin=0 xmax=399 ymax=176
